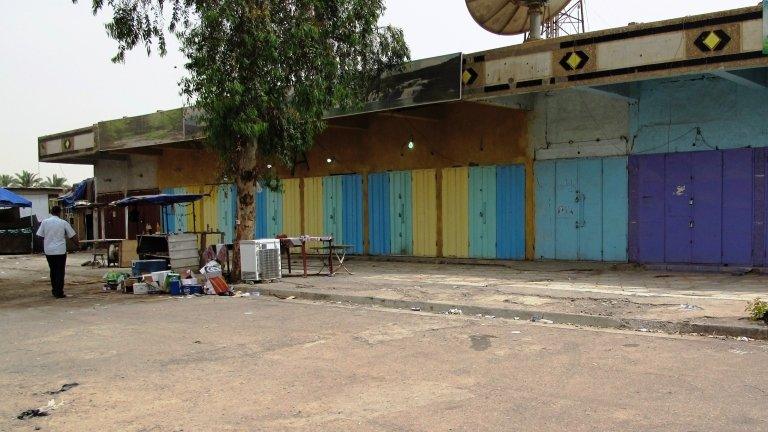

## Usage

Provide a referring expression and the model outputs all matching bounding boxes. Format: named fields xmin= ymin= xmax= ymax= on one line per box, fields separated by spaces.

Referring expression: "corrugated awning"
xmin=110 ymin=194 xmax=203 ymax=207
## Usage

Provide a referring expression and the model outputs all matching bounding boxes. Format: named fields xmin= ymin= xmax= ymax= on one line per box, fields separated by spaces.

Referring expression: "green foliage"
xmin=12 ymin=171 xmax=42 ymax=188
xmin=746 ymin=298 xmax=768 ymax=322
xmin=73 ymin=0 xmax=197 ymax=63
xmin=0 ymin=174 xmax=13 ymax=187
xmin=42 ymin=174 xmax=68 ymax=188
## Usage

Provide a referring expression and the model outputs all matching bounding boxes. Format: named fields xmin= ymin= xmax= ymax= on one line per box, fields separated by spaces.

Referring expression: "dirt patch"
xmin=469 ymin=334 xmax=497 ymax=351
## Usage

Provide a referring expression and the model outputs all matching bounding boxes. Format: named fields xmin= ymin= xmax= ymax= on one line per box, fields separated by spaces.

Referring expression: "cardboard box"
xmin=119 ymin=240 xmax=139 ymax=268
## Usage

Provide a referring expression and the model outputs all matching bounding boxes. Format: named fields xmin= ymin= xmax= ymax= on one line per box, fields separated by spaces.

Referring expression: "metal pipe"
xmin=123 ymin=159 xmax=129 ymax=239
xmin=528 ymin=5 xmax=543 ymax=40
xmin=29 ymin=212 xmax=33 ymax=254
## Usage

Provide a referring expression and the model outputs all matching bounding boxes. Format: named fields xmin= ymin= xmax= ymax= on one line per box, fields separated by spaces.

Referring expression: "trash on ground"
xmin=447 ymin=308 xmax=462 ymax=315
xmin=679 ymin=303 xmax=702 ymax=311
xmin=18 ymin=399 xmax=62 ymax=420
xmin=737 ymin=336 xmax=751 ymax=342
xmin=47 ymin=382 xmax=78 ymax=395
xmin=510 ymin=331 xmax=522 ymax=334
xmin=244 ymin=312 xmax=253 ymax=315
xmin=234 ymin=291 xmax=251 ymax=297
xmin=200 ymin=261 xmax=232 ymax=296
xmin=484 ymin=315 xmax=496 ymax=319
xmin=538 ymin=319 xmax=554 ymax=324
xmin=729 ymin=349 xmax=748 ymax=355
xmin=17 ymin=409 xmax=48 ymax=420
xmin=639 ymin=328 xmax=650 ymax=332
xmin=513 ymin=317 xmax=520 ymax=320
xmin=410 ymin=307 xmax=421 ymax=311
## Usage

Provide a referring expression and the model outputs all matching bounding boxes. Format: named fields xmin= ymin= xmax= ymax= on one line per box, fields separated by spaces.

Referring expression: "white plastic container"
xmin=133 ymin=283 xmax=149 ymax=295
xmin=150 ymin=270 xmax=172 ymax=286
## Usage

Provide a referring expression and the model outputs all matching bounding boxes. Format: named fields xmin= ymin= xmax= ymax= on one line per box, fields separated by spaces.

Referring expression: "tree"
xmin=0 ymin=174 xmax=13 ymax=187
xmin=42 ymin=174 xmax=68 ymax=188
xmin=75 ymin=0 xmax=409 ymax=280
xmin=12 ymin=170 xmax=42 ymax=188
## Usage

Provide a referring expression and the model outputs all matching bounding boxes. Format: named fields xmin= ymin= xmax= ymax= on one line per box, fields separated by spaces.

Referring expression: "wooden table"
xmin=279 ymin=235 xmax=335 ymax=277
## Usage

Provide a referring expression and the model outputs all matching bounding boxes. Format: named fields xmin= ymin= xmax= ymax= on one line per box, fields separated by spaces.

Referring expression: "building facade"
xmin=39 ymin=5 xmax=768 ymax=269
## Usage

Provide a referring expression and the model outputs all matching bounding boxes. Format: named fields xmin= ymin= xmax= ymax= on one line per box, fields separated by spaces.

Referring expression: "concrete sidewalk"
xmin=239 ymin=258 xmax=768 ymax=338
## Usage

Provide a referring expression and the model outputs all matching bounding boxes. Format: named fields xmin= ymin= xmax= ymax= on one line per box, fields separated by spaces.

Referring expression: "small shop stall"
xmin=0 ymin=188 xmax=33 ymax=254
xmin=111 ymin=193 xmax=207 ymax=273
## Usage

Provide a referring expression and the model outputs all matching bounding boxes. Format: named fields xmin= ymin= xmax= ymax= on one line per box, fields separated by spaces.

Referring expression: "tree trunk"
xmin=230 ymin=146 xmax=258 ymax=282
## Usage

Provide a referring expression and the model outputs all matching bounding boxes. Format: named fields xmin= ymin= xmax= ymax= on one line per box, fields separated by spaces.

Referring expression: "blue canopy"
xmin=58 ymin=179 xmax=88 ymax=208
xmin=110 ymin=193 xmax=204 ymax=207
xmin=0 ymin=188 xmax=32 ymax=208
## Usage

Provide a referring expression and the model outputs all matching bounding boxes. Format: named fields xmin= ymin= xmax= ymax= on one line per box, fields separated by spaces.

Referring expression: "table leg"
xmin=335 ymin=250 xmax=354 ymax=275
xmin=287 ymin=248 xmax=292 ymax=274
xmin=301 ymin=242 xmax=307 ymax=278
xmin=315 ymin=253 xmax=327 ymax=275
xmin=328 ymin=240 xmax=334 ymax=276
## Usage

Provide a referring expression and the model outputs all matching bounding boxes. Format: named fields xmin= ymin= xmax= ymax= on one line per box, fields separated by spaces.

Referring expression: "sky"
xmin=0 ymin=0 xmax=759 ymax=184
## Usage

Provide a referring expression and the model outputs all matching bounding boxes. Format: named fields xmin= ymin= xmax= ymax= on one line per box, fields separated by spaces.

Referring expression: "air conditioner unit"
xmin=240 ymin=239 xmax=282 ymax=282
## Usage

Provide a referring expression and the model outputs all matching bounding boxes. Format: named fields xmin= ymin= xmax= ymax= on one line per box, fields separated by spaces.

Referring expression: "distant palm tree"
xmin=0 ymin=174 xmax=13 ymax=187
xmin=11 ymin=170 xmax=42 ymax=188
xmin=42 ymin=174 xmax=68 ymax=188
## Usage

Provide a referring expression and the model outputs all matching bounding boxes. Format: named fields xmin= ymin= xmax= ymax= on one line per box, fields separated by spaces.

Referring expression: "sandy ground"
xmin=1 ymin=254 xmax=768 ymax=431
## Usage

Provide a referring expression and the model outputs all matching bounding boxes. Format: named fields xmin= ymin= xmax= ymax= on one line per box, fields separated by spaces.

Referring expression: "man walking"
xmin=36 ymin=206 xmax=77 ymax=298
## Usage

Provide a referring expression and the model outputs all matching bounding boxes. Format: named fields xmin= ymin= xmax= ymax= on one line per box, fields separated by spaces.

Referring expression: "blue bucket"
xmin=169 ymin=280 xmax=182 ymax=296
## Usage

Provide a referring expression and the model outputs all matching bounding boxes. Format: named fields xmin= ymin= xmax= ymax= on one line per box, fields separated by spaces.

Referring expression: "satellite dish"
xmin=465 ymin=0 xmax=572 ymax=39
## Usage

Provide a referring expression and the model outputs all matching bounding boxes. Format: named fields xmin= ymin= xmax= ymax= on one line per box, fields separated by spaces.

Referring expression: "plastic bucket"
xmin=169 ymin=280 xmax=182 ymax=296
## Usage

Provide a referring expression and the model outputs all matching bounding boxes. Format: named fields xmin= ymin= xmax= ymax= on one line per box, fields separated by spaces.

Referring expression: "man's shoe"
xmin=53 ymin=294 xmax=68 ymax=299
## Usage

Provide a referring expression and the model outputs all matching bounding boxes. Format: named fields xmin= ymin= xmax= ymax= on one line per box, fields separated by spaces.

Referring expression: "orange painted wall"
xmin=157 ymin=147 xmax=223 ymax=189
xmin=158 ymin=102 xmax=527 ymax=183
xmin=289 ymin=101 xmax=528 ymax=178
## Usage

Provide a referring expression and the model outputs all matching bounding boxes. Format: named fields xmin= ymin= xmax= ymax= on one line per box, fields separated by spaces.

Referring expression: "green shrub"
xmin=745 ymin=298 xmax=768 ymax=323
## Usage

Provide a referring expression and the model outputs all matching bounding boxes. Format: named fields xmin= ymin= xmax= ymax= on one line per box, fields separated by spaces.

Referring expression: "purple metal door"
xmin=722 ymin=149 xmax=753 ymax=266
xmin=629 ymin=155 xmax=665 ymax=263
xmin=691 ymin=151 xmax=722 ymax=264
xmin=664 ymin=153 xmax=692 ymax=263
xmin=631 ymin=148 xmax=762 ymax=267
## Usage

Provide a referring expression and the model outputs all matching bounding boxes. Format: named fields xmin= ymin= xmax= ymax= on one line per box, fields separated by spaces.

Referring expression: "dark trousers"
xmin=45 ymin=254 xmax=67 ymax=297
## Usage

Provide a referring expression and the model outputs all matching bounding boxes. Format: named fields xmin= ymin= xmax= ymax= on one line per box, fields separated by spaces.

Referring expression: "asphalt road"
xmin=1 ymin=294 xmax=766 ymax=431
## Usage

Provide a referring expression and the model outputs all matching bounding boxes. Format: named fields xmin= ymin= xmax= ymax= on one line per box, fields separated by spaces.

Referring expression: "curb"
xmin=242 ymin=286 xmax=768 ymax=341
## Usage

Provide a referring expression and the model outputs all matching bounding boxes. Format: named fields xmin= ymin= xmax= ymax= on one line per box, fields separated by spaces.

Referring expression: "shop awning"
xmin=110 ymin=194 xmax=204 ymax=207
xmin=0 ymin=187 xmax=32 ymax=208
